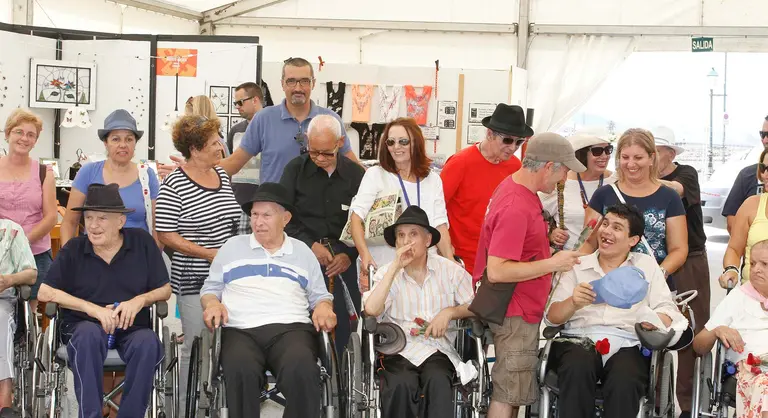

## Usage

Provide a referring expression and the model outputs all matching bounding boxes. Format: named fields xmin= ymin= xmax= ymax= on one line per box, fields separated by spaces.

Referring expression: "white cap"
xmin=653 ymin=126 xmax=685 ymax=155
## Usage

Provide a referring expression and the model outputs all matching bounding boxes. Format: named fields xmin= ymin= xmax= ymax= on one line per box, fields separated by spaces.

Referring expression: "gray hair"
xmin=307 ymin=114 xmax=343 ymax=139
xmin=521 ymin=156 xmax=563 ymax=172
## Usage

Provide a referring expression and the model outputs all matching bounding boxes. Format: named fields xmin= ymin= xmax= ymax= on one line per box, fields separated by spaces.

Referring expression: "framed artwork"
xmin=29 ymin=59 xmax=97 ymax=110
xmin=230 ymin=116 xmax=244 ymax=128
xmin=218 ymin=116 xmax=229 ymax=137
xmin=209 ymin=86 xmax=230 ymax=115
xmin=39 ymin=158 xmax=61 ymax=179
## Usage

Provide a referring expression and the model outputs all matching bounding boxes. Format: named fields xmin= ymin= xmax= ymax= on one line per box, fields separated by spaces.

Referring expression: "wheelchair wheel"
xmin=691 ymin=352 xmax=712 ymax=418
xmin=659 ymin=351 xmax=675 ymax=418
xmin=197 ymin=330 xmax=212 ymax=418
xmin=34 ymin=326 xmax=53 ymax=418
xmin=186 ymin=336 xmax=201 ymax=418
xmin=341 ymin=333 xmax=363 ymax=418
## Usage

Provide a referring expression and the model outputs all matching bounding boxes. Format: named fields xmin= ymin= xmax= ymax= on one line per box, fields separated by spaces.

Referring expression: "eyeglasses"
xmin=295 ymin=128 xmax=308 ymax=154
xmin=590 ymin=145 xmax=614 ymax=157
xmin=10 ymin=129 xmax=38 ymax=140
xmin=233 ymin=96 xmax=254 ymax=107
xmin=284 ymin=78 xmax=313 ymax=88
xmin=385 ymin=138 xmax=411 ymax=147
xmin=760 ymin=163 xmax=768 ymax=174
xmin=760 ymin=131 xmax=768 ymax=139
xmin=308 ymin=147 xmax=338 ymax=159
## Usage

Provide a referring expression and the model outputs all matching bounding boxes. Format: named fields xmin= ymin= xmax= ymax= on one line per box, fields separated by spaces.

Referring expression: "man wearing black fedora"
xmin=364 ymin=206 xmax=474 ymax=418
xmin=38 ymin=183 xmax=171 ymax=418
xmin=200 ymin=182 xmax=337 ymax=418
xmin=440 ymin=103 xmax=531 ymax=274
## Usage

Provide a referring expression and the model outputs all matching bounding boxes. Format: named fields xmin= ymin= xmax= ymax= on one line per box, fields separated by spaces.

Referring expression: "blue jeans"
xmin=32 ymin=250 xmax=52 ymax=299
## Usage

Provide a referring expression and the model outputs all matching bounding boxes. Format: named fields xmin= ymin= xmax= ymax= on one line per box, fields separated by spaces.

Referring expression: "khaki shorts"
xmin=489 ymin=316 xmax=540 ymax=406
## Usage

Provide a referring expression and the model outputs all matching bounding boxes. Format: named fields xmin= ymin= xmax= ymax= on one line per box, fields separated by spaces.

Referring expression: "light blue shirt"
xmin=72 ymin=160 xmax=160 ymax=232
xmin=239 ymin=99 xmax=352 ymax=183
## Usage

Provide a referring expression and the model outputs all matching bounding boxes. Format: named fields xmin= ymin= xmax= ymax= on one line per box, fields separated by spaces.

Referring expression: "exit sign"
xmin=692 ymin=37 xmax=714 ymax=52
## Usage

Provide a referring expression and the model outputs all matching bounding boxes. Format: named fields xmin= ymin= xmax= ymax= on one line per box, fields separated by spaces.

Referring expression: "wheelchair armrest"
xmin=468 ymin=318 xmax=486 ymax=339
xmin=319 ymin=330 xmax=335 ymax=371
xmin=634 ymin=323 xmax=675 ymax=351
xmin=363 ymin=315 xmax=378 ymax=332
xmin=542 ymin=325 xmax=565 ymax=340
xmin=45 ymin=302 xmax=59 ymax=318
xmin=155 ymin=300 xmax=168 ymax=319
xmin=17 ymin=285 xmax=32 ymax=301
xmin=538 ymin=337 xmax=556 ymax=384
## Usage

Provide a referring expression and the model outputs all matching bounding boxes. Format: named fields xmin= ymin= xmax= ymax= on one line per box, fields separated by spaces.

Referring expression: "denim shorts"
xmin=32 ymin=250 xmax=53 ymax=299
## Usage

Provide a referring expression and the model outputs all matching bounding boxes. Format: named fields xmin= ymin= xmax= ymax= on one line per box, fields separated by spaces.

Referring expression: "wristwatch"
xmin=659 ymin=266 xmax=669 ymax=279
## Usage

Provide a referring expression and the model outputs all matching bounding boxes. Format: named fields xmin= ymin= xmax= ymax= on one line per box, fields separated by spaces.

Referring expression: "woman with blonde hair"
xmin=583 ymin=128 xmax=688 ymax=284
xmin=186 ymin=95 xmax=230 ymax=157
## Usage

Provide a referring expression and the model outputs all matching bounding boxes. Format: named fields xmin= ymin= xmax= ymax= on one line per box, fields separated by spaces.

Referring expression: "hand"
xmin=311 ymin=243 xmax=333 ymax=266
xmin=571 ymin=282 xmax=596 ymax=310
xmin=111 ymin=296 xmax=146 ymax=329
xmin=549 ymin=228 xmax=569 ymax=247
xmin=393 ymin=243 xmax=416 ymax=271
xmin=549 ymin=250 xmax=581 ymax=272
xmin=718 ymin=270 xmax=738 ymax=289
xmin=88 ymin=304 xmax=117 ymax=334
xmin=326 ymin=253 xmax=351 ymax=278
xmin=424 ymin=308 xmax=453 ymax=339
xmin=156 ymin=155 xmax=186 ymax=179
xmin=714 ymin=326 xmax=746 ymax=353
xmin=312 ymin=300 xmax=337 ymax=332
xmin=203 ymin=302 xmax=229 ymax=330
xmin=657 ymin=313 xmax=673 ymax=328
xmin=0 ymin=275 xmax=9 ymax=293
xmin=359 ymin=253 xmax=378 ymax=292
xmin=205 ymin=249 xmax=218 ymax=263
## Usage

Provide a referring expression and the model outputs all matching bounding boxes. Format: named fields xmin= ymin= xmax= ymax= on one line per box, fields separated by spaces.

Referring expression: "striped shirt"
xmin=200 ymin=233 xmax=333 ymax=329
xmin=363 ymin=254 xmax=474 ymax=368
xmin=156 ymin=167 xmax=241 ymax=295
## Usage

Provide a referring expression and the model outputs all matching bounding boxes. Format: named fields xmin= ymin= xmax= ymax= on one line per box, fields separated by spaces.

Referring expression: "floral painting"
xmin=29 ymin=59 xmax=97 ymax=110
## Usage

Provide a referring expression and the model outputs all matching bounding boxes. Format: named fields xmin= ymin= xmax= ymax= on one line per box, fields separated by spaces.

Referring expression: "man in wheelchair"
xmin=37 ymin=183 xmax=172 ymax=418
xmin=0 ymin=219 xmax=37 ymax=416
xmin=199 ymin=182 xmax=337 ymax=418
xmin=693 ymin=239 xmax=768 ymax=417
xmin=544 ymin=204 xmax=687 ymax=417
xmin=363 ymin=206 xmax=474 ymax=418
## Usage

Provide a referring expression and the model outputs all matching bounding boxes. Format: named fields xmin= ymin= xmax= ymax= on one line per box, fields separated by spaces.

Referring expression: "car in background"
xmin=701 ymin=145 xmax=763 ymax=230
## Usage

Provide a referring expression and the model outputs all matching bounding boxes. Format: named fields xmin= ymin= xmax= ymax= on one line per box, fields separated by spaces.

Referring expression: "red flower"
xmin=747 ymin=353 xmax=762 ymax=366
xmin=409 ymin=328 xmax=421 ymax=337
xmin=595 ymin=338 xmax=611 ymax=355
xmin=587 ymin=219 xmax=598 ymax=228
xmin=414 ymin=317 xmax=427 ymax=327
xmin=750 ymin=366 xmax=762 ymax=375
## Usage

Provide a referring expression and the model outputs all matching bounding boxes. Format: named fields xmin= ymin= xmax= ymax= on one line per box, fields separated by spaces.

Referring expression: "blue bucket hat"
xmin=591 ymin=266 xmax=649 ymax=309
xmin=98 ymin=109 xmax=144 ymax=141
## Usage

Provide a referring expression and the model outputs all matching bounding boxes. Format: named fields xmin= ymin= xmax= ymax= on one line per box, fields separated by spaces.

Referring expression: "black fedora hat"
xmin=383 ymin=206 xmax=440 ymax=248
xmin=481 ymin=104 xmax=534 ymax=138
xmin=241 ymin=182 xmax=295 ymax=215
xmin=71 ymin=183 xmax=135 ymax=213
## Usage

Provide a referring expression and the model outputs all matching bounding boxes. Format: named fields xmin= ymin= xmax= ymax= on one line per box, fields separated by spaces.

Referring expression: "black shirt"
xmin=280 ymin=153 xmax=364 ymax=258
xmin=43 ymin=228 xmax=170 ymax=328
xmin=661 ymin=163 xmax=707 ymax=252
xmin=722 ymin=163 xmax=762 ymax=217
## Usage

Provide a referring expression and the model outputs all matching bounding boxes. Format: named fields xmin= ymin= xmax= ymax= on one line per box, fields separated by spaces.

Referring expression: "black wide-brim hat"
xmin=383 ymin=206 xmax=441 ymax=248
xmin=71 ymin=183 xmax=135 ymax=213
xmin=481 ymin=103 xmax=534 ymax=138
xmin=241 ymin=182 xmax=295 ymax=215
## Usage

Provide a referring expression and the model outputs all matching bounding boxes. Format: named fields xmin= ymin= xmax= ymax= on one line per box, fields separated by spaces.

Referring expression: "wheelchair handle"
xmin=675 ymin=290 xmax=698 ymax=306
xmin=45 ymin=302 xmax=59 ymax=318
xmin=542 ymin=325 xmax=565 ymax=340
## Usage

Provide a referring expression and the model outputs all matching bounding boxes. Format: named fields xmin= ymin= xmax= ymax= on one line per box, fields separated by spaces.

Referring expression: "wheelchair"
xmin=690 ymin=341 xmax=736 ymax=418
xmin=11 ymin=285 xmax=40 ymax=417
xmin=37 ymin=300 xmax=180 ymax=418
xmin=341 ymin=265 xmax=492 ymax=418
xmin=186 ymin=326 xmax=341 ymax=418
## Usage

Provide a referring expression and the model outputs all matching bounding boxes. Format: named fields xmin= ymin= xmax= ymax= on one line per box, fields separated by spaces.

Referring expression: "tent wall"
xmin=0 ymin=0 xmax=9 ymax=24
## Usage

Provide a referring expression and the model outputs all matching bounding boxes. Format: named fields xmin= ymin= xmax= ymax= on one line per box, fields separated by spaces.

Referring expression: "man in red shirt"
xmin=474 ymin=132 xmax=585 ymax=418
xmin=441 ymin=103 xmax=530 ymax=272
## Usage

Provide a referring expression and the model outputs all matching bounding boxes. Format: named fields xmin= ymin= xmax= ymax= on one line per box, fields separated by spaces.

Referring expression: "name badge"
xmin=341 ymin=204 xmax=350 ymax=211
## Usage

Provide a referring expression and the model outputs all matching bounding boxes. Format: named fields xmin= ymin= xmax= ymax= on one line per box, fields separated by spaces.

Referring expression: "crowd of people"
xmin=0 ymin=55 xmax=766 ymax=418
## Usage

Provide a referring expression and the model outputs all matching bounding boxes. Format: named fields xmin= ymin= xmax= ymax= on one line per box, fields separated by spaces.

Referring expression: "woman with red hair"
xmin=349 ymin=117 xmax=454 ymax=288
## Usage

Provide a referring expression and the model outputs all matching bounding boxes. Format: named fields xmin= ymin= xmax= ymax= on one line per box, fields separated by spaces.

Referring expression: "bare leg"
xmin=488 ymin=400 xmax=518 ymax=418
xmin=0 ymin=378 xmax=12 ymax=407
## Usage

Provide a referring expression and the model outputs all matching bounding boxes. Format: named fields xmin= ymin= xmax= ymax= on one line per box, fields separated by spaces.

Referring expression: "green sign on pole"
xmin=692 ymin=37 xmax=714 ymax=52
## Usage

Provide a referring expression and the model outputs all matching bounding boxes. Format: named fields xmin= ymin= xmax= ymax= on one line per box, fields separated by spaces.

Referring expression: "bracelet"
xmin=723 ymin=265 xmax=739 ymax=275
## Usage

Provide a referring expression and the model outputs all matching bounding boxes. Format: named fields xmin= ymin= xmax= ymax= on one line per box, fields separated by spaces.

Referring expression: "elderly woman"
xmin=0 ymin=108 xmax=57 ymax=309
xmin=694 ymin=239 xmax=768 ymax=418
xmin=583 ymin=128 xmax=688 ymax=285
xmin=155 ymin=115 xmax=241 ymax=407
xmin=721 ymin=148 xmax=768 ymax=288
xmin=61 ymin=109 xmax=160 ymax=246
xmin=350 ymin=117 xmax=453 ymax=289
xmin=186 ymin=95 xmax=230 ymax=157
xmin=540 ymin=132 xmax=616 ymax=250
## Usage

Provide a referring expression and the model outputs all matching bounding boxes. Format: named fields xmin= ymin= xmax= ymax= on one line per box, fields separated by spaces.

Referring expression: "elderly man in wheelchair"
xmin=361 ymin=206 xmax=476 ymax=418
xmin=692 ymin=239 xmax=768 ymax=418
xmin=539 ymin=203 xmax=689 ymax=418
xmin=0 ymin=219 xmax=38 ymax=418
xmin=37 ymin=183 xmax=172 ymax=418
xmin=199 ymin=182 xmax=338 ymax=418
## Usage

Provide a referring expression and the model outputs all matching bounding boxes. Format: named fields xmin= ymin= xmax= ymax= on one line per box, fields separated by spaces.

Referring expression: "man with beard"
xmin=722 ymin=115 xmax=768 ymax=233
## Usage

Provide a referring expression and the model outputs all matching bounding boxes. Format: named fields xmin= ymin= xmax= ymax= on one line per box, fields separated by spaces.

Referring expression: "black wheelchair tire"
xmin=691 ymin=352 xmax=712 ymax=418
xmin=341 ymin=333 xmax=363 ymax=418
xmin=659 ymin=351 xmax=675 ymax=418
xmin=186 ymin=336 xmax=201 ymax=418
xmin=197 ymin=330 xmax=212 ymax=418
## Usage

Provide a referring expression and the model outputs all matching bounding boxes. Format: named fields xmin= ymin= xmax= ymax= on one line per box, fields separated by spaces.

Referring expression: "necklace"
xmin=577 ymin=173 xmax=604 ymax=209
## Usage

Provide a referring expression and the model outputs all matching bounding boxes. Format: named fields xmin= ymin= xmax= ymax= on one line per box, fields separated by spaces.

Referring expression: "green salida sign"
xmin=692 ymin=37 xmax=714 ymax=52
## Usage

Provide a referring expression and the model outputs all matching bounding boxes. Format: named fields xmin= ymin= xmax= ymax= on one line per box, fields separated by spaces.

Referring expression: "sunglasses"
xmin=760 ymin=131 xmax=768 ymax=139
xmin=295 ymin=129 xmax=308 ymax=154
xmin=590 ymin=145 xmax=614 ymax=157
xmin=308 ymin=147 xmax=338 ymax=159
xmin=386 ymin=138 xmax=411 ymax=147
xmin=760 ymin=163 xmax=768 ymax=174
xmin=498 ymin=135 xmax=526 ymax=146
xmin=233 ymin=96 xmax=254 ymax=107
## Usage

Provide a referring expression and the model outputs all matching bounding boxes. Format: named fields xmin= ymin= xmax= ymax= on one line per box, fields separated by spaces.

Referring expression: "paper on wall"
xmin=437 ymin=101 xmax=457 ymax=129
xmin=467 ymin=124 xmax=486 ymax=144
xmin=468 ymin=102 xmax=495 ymax=124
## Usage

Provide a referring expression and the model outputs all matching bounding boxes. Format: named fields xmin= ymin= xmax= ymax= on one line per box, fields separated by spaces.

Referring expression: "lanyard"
xmin=577 ymin=173 xmax=603 ymax=208
xmin=397 ymin=174 xmax=421 ymax=207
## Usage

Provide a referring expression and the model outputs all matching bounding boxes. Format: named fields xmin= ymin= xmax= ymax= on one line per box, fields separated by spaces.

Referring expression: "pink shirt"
xmin=0 ymin=161 xmax=51 ymax=255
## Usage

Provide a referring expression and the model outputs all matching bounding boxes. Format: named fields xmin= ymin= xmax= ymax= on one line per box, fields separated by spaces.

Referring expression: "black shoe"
xmin=679 ymin=411 xmax=691 ymax=418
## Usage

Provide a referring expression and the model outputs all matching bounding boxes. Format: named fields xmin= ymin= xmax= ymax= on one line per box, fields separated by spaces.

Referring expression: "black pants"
xmin=220 ymin=323 xmax=321 ymax=418
xmin=549 ymin=341 xmax=650 ymax=418
xmin=323 ymin=262 xmax=361 ymax=359
xmin=379 ymin=352 xmax=455 ymax=418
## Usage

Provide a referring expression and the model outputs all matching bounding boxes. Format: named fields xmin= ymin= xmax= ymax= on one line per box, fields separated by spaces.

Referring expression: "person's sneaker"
xmin=679 ymin=411 xmax=691 ymax=418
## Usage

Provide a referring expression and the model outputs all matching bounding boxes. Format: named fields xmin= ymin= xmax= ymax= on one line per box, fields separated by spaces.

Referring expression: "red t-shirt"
xmin=472 ymin=176 xmax=552 ymax=323
xmin=440 ymin=145 xmax=521 ymax=273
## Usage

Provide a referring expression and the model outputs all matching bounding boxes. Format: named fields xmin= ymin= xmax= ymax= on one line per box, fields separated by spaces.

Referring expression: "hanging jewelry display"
xmin=162 ymin=72 xmax=184 ymax=131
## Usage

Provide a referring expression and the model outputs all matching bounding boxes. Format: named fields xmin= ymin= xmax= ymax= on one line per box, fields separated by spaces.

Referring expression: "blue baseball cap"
xmin=590 ymin=266 xmax=649 ymax=309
